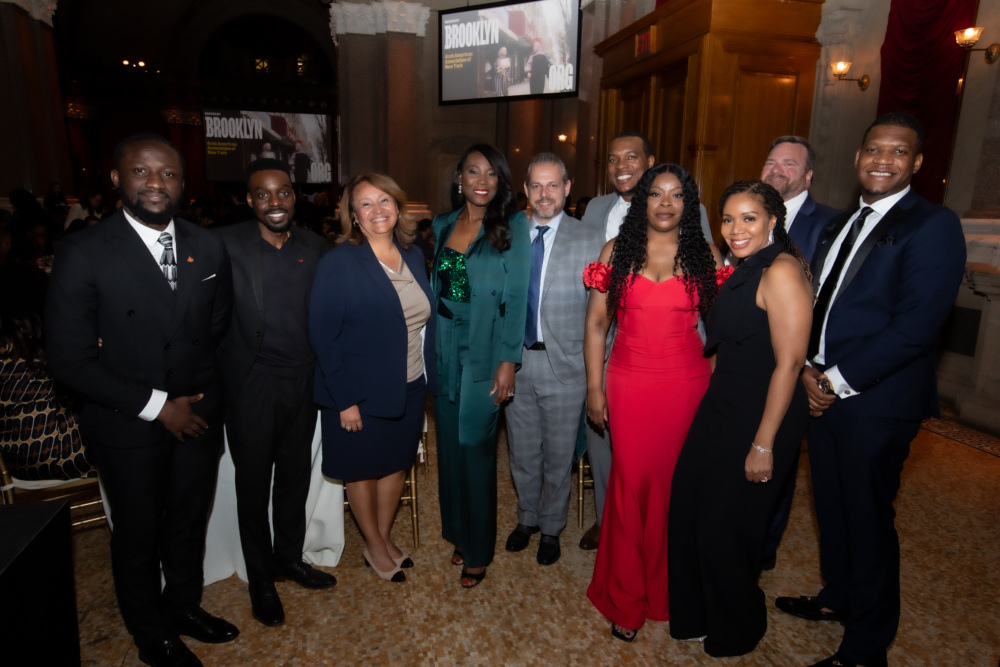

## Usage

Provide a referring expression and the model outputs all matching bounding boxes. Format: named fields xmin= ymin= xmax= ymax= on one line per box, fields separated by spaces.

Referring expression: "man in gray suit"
xmin=578 ymin=131 xmax=712 ymax=550
xmin=504 ymin=153 xmax=604 ymax=565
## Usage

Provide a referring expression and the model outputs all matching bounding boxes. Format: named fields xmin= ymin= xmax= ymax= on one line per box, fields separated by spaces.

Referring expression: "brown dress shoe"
xmin=579 ymin=522 xmax=601 ymax=550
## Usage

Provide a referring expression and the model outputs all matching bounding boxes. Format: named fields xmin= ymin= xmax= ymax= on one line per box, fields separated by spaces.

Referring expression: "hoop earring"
xmin=353 ymin=219 xmax=359 ymax=227
xmin=768 ymin=229 xmax=775 ymax=245
xmin=458 ymin=183 xmax=463 ymax=195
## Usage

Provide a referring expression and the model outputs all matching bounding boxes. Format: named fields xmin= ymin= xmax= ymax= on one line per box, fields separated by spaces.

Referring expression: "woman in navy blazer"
xmin=309 ymin=172 xmax=436 ymax=583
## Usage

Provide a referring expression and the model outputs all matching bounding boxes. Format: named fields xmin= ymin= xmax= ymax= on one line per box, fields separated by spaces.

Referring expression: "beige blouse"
xmin=381 ymin=258 xmax=431 ymax=382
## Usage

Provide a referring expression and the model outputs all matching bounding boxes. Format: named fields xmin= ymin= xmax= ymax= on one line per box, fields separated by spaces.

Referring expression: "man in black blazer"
xmin=776 ymin=113 xmax=966 ymax=667
xmin=46 ymin=134 xmax=236 ymax=667
xmin=217 ymin=159 xmax=335 ymax=627
xmin=758 ymin=136 xmax=842 ymax=571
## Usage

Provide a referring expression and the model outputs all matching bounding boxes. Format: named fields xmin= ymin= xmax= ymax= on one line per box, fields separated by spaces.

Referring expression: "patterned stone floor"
xmin=70 ymin=417 xmax=1000 ymax=666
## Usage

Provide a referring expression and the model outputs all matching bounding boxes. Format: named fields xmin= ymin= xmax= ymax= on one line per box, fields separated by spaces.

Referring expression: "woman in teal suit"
xmin=433 ymin=144 xmax=530 ymax=588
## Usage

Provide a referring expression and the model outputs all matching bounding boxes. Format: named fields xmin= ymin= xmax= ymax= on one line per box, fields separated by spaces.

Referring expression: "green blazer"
xmin=431 ymin=208 xmax=531 ymax=384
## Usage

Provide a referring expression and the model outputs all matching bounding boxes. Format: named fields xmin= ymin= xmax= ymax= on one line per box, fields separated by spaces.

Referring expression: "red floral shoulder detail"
xmin=716 ymin=265 xmax=735 ymax=286
xmin=583 ymin=261 xmax=611 ymax=292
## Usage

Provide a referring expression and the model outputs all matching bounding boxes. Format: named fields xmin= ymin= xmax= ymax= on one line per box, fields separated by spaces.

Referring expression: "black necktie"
xmin=524 ymin=225 xmax=549 ymax=348
xmin=157 ymin=232 xmax=177 ymax=291
xmin=807 ymin=206 xmax=873 ymax=360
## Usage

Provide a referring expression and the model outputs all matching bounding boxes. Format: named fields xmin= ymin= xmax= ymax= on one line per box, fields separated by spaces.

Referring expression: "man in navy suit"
xmin=759 ymin=136 xmax=841 ymax=570
xmin=217 ymin=159 xmax=335 ymax=628
xmin=46 ymin=134 xmax=236 ymax=667
xmin=761 ymin=136 xmax=840 ymax=263
xmin=776 ymin=113 xmax=966 ymax=667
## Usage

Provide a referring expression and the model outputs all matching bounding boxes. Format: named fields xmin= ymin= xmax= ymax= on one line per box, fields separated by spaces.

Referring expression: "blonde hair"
xmin=337 ymin=172 xmax=416 ymax=247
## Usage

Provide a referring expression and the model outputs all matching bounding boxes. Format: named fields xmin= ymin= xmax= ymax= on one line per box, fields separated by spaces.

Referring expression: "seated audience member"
xmin=0 ymin=265 xmax=93 ymax=480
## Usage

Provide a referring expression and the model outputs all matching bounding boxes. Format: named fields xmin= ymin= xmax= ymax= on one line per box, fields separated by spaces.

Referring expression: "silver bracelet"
xmin=751 ymin=443 xmax=772 ymax=454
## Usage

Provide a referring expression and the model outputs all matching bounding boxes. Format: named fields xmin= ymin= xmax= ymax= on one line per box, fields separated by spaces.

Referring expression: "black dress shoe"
xmin=136 ymin=636 xmax=203 ymax=667
xmin=276 ymin=560 xmax=337 ymax=589
xmin=249 ymin=581 xmax=285 ymax=627
xmin=505 ymin=523 xmax=539 ymax=552
xmin=536 ymin=534 xmax=561 ymax=565
xmin=579 ymin=522 xmax=601 ymax=550
xmin=810 ymin=652 xmax=888 ymax=667
xmin=173 ymin=607 xmax=240 ymax=644
xmin=775 ymin=596 xmax=845 ymax=623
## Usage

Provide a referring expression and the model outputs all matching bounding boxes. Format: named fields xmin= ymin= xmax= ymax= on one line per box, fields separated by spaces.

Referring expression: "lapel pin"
xmin=187 ymin=256 xmax=194 ymax=262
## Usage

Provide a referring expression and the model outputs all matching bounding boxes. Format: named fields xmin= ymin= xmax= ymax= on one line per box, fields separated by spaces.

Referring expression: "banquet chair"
xmin=0 ymin=452 xmax=107 ymax=528
xmin=575 ymin=453 xmax=594 ymax=529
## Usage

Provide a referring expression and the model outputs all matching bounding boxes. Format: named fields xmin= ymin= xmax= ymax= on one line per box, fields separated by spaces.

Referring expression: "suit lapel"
xmin=106 ymin=214 xmax=175 ymax=329
xmin=171 ymin=222 xmax=197 ymax=336
xmin=360 ymin=241 xmax=405 ymax=321
xmin=243 ymin=224 xmax=265 ymax=316
xmin=811 ymin=210 xmax=852 ymax=290
xmin=832 ymin=195 xmax=913 ymax=306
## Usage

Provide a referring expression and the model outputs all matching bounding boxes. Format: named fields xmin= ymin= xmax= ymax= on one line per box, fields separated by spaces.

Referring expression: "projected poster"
xmin=439 ymin=0 xmax=580 ymax=104
xmin=203 ymin=109 xmax=333 ymax=183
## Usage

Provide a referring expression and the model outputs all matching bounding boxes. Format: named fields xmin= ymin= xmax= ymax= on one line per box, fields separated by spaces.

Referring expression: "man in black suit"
xmin=217 ymin=159 xmax=334 ymax=628
xmin=776 ymin=113 xmax=966 ymax=667
xmin=46 ymin=134 xmax=236 ymax=667
xmin=758 ymin=136 xmax=841 ymax=570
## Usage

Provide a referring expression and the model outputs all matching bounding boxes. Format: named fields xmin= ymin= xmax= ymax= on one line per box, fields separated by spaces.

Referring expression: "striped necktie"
xmin=157 ymin=232 xmax=177 ymax=291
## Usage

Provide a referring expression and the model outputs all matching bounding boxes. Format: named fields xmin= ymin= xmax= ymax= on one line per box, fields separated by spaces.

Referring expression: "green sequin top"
xmin=436 ymin=247 xmax=472 ymax=303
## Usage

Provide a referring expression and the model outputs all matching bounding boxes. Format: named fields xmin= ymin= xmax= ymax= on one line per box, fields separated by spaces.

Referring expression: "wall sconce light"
xmin=557 ymin=133 xmax=576 ymax=147
xmin=831 ymin=61 xmax=870 ymax=91
xmin=955 ymin=27 xmax=1000 ymax=64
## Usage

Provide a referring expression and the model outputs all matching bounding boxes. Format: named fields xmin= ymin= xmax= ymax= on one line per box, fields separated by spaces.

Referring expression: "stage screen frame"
xmin=438 ymin=0 xmax=581 ymax=106
xmin=202 ymin=109 xmax=333 ymax=184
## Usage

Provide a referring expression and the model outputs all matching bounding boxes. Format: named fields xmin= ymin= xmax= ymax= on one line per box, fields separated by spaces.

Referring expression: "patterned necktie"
xmin=807 ymin=206 xmax=873 ymax=360
xmin=157 ymin=232 xmax=177 ymax=291
xmin=524 ymin=225 xmax=549 ymax=348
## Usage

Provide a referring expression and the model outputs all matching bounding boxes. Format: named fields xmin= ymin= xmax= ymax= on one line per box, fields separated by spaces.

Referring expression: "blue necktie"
xmin=524 ymin=225 xmax=549 ymax=348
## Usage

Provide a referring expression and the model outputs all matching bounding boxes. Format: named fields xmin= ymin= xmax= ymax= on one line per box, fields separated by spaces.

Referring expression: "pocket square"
xmin=201 ymin=274 xmax=217 ymax=281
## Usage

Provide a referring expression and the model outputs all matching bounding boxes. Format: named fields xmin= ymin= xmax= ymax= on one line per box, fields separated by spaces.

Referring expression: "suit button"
xmin=844 ymin=390 xmax=851 ymax=395
xmin=192 ymin=339 xmax=200 ymax=345
xmin=127 ymin=309 xmax=135 ymax=316
xmin=491 ymin=290 xmax=497 ymax=295
xmin=167 ymin=371 xmax=173 ymax=378
xmin=164 ymin=343 xmax=171 ymax=350
xmin=254 ymin=331 xmax=261 ymax=338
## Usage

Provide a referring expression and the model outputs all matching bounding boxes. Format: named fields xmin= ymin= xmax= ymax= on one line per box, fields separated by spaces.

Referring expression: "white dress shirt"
xmin=813 ymin=186 xmax=911 ymax=398
xmin=528 ymin=212 xmax=563 ymax=344
xmin=124 ymin=211 xmax=177 ymax=420
xmin=783 ymin=190 xmax=809 ymax=233
xmin=606 ymin=195 xmax=630 ymax=241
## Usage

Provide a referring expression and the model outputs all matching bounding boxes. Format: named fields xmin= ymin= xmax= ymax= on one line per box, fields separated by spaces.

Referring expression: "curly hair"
xmin=606 ymin=163 xmax=719 ymax=322
xmin=718 ymin=180 xmax=812 ymax=280
xmin=450 ymin=144 xmax=517 ymax=252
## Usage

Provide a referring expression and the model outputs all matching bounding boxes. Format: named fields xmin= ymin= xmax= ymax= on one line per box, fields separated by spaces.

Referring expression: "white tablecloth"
xmin=100 ymin=415 xmax=345 ymax=585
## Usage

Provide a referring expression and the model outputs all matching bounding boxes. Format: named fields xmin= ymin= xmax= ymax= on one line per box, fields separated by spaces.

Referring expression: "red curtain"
xmin=877 ymin=0 xmax=977 ymax=203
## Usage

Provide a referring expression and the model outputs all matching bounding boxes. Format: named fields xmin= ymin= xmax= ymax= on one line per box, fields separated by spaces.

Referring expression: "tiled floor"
xmin=71 ymin=419 xmax=1000 ymax=666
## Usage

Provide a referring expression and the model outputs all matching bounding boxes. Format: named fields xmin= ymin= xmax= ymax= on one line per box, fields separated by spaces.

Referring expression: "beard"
xmin=124 ymin=191 xmax=179 ymax=227
xmin=257 ymin=208 xmax=293 ymax=234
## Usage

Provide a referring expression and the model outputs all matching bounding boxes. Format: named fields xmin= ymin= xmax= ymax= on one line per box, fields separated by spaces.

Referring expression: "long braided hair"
xmin=606 ymin=163 xmax=719 ymax=322
xmin=719 ymin=180 xmax=812 ymax=281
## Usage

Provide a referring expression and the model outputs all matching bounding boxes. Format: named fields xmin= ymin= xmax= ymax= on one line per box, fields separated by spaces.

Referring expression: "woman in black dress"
xmin=667 ymin=180 xmax=813 ymax=657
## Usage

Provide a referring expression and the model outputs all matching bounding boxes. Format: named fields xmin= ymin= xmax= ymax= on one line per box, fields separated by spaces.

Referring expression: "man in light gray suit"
xmin=504 ymin=153 xmax=604 ymax=565
xmin=578 ymin=131 xmax=713 ymax=550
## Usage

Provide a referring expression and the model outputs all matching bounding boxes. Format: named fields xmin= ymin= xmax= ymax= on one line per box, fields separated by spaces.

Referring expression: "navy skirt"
xmin=321 ymin=377 xmax=425 ymax=482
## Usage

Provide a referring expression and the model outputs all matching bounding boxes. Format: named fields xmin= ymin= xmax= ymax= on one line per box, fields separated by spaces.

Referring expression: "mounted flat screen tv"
xmin=203 ymin=109 xmax=333 ymax=183
xmin=439 ymin=0 xmax=580 ymax=105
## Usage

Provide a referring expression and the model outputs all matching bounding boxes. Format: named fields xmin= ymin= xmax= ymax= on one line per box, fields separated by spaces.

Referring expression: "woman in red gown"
xmin=584 ymin=163 xmax=725 ymax=642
